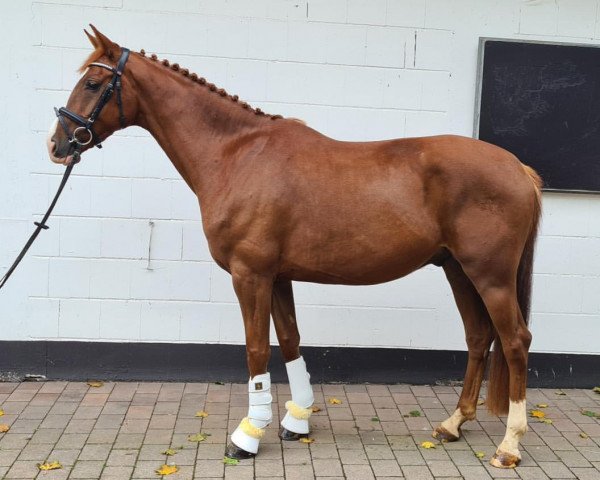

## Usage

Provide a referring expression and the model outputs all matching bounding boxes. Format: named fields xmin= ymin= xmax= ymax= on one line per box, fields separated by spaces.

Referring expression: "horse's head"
xmin=47 ymin=25 xmax=137 ymax=164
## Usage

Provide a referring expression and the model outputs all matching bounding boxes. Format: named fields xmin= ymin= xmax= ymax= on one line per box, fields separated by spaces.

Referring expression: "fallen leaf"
xmin=214 ymin=381 xmax=225 ymax=385
xmin=38 ymin=461 xmax=62 ymax=471
xmin=311 ymin=406 xmax=321 ymax=413
xmin=299 ymin=437 xmax=314 ymax=444
xmin=475 ymin=451 xmax=485 ymax=459
xmin=581 ymin=410 xmax=600 ymax=419
xmin=530 ymin=410 xmax=546 ymax=419
xmin=0 ymin=409 xmax=4 ymax=416
xmin=328 ymin=398 xmax=342 ymax=405
xmin=593 ymin=387 xmax=600 ymax=394
xmin=223 ymin=457 xmax=239 ymax=465
xmin=155 ymin=464 xmax=178 ymax=475
xmin=580 ymin=432 xmax=589 ymax=439
xmin=477 ymin=399 xmax=485 ymax=406
xmin=371 ymin=417 xmax=380 ymax=422
xmin=188 ymin=433 xmax=210 ymax=442
xmin=540 ymin=418 xmax=553 ymax=425
xmin=195 ymin=411 xmax=208 ymax=418
xmin=409 ymin=410 xmax=422 ymax=417
xmin=536 ymin=403 xmax=548 ymax=408
xmin=162 ymin=449 xmax=178 ymax=456
xmin=87 ymin=381 xmax=104 ymax=388
xmin=420 ymin=441 xmax=436 ymax=449
xmin=555 ymin=391 xmax=566 ymax=396
xmin=0 ymin=425 xmax=9 ymax=433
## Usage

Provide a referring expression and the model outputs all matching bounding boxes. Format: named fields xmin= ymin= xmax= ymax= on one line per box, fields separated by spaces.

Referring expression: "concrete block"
xmin=520 ymin=0 xmax=558 ymax=35
xmin=90 ymin=178 xmax=132 ymax=219
xmin=365 ymin=26 xmax=408 ymax=68
xmin=140 ymin=301 xmax=180 ymax=341
xmin=348 ymin=0 xmax=387 ymax=25
xmin=132 ymin=178 xmax=171 ymax=219
xmin=179 ymin=302 xmax=231 ymax=342
xmin=248 ymin=19 xmax=288 ymax=60
xmin=49 ymin=258 xmax=91 ymax=298
xmin=27 ymin=298 xmax=60 ymax=338
xmin=59 ymin=299 xmax=101 ymax=338
xmin=414 ymin=29 xmax=452 ymax=70
xmin=99 ymin=300 xmax=142 ymax=340
xmin=148 ymin=220 xmax=183 ymax=261
xmin=89 ymin=259 xmax=132 ymax=299
xmin=307 ymin=0 xmax=347 ymax=23
xmin=386 ymin=0 xmax=426 ymax=27
xmin=205 ymin=17 xmax=250 ymax=58
xmin=59 ymin=218 xmax=102 ymax=258
xmin=100 ymin=219 xmax=148 ymax=259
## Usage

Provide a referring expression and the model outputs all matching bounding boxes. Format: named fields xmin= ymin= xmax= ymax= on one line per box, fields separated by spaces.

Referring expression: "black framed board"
xmin=475 ymin=38 xmax=600 ymax=193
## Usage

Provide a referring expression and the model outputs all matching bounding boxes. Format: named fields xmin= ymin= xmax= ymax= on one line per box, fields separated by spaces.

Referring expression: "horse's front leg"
xmin=226 ymin=270 xmax=274 ymax=459
xmin=271 ymin=280 xmax=314 ymax=440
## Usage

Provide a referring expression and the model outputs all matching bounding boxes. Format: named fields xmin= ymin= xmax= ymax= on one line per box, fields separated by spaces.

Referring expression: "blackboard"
xmin=475 ymin=38 xmax=600 ymax=193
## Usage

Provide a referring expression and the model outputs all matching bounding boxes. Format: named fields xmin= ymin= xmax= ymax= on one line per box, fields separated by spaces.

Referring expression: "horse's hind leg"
xmin=461 ymin=257 xmax=532 ymax=469
xmin=271 ymin=280 xmax=314 ymax=440
xmin=433 ymin=257 xmax=494 ymax=442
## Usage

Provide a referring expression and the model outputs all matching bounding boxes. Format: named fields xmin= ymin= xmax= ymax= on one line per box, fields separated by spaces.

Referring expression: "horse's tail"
xmin=487 ymin=164 xmax=542 ymax=416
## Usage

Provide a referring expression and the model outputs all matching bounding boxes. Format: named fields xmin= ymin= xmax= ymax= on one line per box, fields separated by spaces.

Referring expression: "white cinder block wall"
xmin=0 ymin=0 xmax=599 ymax=354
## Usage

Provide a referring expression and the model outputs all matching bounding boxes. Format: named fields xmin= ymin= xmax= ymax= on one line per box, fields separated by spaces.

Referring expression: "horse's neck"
xmin=131 ymin=61 xmax=268 ymax=197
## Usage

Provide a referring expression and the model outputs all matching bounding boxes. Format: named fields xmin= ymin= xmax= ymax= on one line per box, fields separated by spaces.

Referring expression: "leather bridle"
xmin=54 ymin=47 xmax=130 ymax=149
xmin=0 ymin=48 xmax=131 ymax=291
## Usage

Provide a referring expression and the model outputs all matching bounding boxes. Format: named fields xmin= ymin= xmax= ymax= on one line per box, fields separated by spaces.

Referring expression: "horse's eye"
xmin=85 ymin=80 xmax=100 ymax=91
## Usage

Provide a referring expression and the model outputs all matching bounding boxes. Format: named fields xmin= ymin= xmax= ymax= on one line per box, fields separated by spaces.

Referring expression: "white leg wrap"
xmin=281 ymin=356 xmax=314 ymax=434
xmin=231 ymin=373 xmax=272 ymax=453
xmin=497 ymin=400 xmax=527 ymax=458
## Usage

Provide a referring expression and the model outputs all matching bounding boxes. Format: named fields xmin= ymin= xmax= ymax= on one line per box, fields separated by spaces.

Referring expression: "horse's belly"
xmin=280 ymin=233 xmax=439 ymax=285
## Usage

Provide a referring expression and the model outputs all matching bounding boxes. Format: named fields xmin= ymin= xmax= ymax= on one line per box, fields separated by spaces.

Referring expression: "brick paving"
xmin=0 ymin=382 xmax=599 ymax=479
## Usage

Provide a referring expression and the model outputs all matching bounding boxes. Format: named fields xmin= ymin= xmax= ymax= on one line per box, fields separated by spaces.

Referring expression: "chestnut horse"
xmin=47 ymin=27 xmax=541 ymax=468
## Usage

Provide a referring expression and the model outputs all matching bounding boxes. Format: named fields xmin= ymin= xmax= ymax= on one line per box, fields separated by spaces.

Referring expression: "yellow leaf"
xmin=477 ymin=399 xmax=485 ymax=406
xmin=311 ymin=406 xmax=321 ymax=413
xmin=38 ymin=461 xmax=62 ymax=471
xmin=536 ymin=403 xmax=548 ymax=408
xmin=299 ymin=437 xmax=314 ymax=444
xmin=162 ymin=449 xmax=178 ymax=456
xmin=530 ymin=410 xmax=546 ymax=419
xmin=593 ymin=387 xmax=600 ymax=394
xmin=540 ymin=418 xmax=553 ymax=425
xmin=328 ymin=398 xmax=342 ymax=405
xmin=0 ymin=425 xmax=10 ymax=433
xmin=155 ymin=464 xmax=178 ymax=475
xmin=223 ymin=457 xmax=239 ymax=465
xmin=0 ymin=409 xmax=4 ymax=416
xmin=475 ymin=451 xmax=485 ymax=459
xmin=420 ymin=441 xmax=436 ymax=449
xmin=195 ymin=410 xmax=208 ymax=418
xmin=580 ymin=432 xmax=589 ymax=439
xmin=87 ymin=381 xmax=104 ymax=388
xmin=188 ymin=433 xmax=209 ymax=442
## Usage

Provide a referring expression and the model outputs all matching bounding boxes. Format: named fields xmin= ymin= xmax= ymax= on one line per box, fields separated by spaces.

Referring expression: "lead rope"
xmin=0 ymin=148 xmax=80 ymax=290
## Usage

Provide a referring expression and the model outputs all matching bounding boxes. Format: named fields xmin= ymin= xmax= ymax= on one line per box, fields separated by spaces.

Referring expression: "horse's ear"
xmin=89 ymin=24 xmax=120 ymax=60
xmin=84 ymin=29 xmax=98 ymax=48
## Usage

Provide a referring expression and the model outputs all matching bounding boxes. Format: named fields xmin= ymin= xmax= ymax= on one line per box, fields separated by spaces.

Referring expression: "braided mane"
xmin=140 ymin=49 xmax=283 ymax=121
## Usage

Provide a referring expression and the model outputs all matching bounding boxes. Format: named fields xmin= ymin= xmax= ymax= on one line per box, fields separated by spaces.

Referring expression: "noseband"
xmin=54 ymin=48 xmax=130 ymax=150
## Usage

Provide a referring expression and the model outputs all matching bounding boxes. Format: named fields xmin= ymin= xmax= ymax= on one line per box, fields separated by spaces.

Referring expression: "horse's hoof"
xmin=279 ymin=427 xmax=309 ymax=441
xmin=432 ymin=426 xmax=460 ymax=442
xmin=225 ymin=443 xmax=256 ymax=460
xmin=489 ymin=450 xmax=520 ymax=469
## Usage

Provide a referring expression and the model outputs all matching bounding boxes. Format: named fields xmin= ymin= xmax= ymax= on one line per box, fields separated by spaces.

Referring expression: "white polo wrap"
xmin=281 ymin=356 xmax=314 ymax=434
xmin=230 ymin=372 xmax=272 ymax=453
